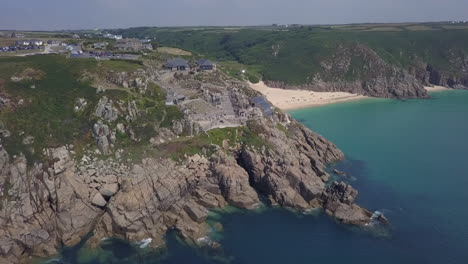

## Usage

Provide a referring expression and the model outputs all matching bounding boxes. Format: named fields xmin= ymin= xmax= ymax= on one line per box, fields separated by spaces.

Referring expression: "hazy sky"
xmin=2 ymin=0 xmax=468 ymax=30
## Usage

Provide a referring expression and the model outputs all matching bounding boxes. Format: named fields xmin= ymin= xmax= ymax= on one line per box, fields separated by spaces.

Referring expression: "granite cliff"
xmin=0 ymin=56 xmax=387 ymax=263
xmin=0 ymin=118 xmax=384 ymax=263
xmin=264 ymin=44 xmax=429 ymax=99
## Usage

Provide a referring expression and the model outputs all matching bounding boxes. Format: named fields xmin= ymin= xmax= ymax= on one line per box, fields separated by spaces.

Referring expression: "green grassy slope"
xmin=0 ymin=54 xmax=269 ymax=164
xmin=113 ymin=26 xmax=468 ymax=86
xmin=0 ymin=55 xmax=181 ymax=163
xmin=0 ymin=55 xmax=100 ymax=161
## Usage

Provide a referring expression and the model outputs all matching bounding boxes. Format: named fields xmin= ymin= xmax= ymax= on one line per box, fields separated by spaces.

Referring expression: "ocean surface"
xmin=47 ymin=90 xmax=468 ymax=264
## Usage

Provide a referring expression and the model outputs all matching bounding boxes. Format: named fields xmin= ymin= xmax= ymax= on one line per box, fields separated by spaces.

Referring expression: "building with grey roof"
xmin=115 ymin=39 xmax=152 ymax=51
xmin=196 ymin=59 xmax=216 ymax=71
xmin=164 ymin=58 xmax=190 ymax=71
xmin=252 ymin=96 xmax=274 ymax=116
xmin=93 ymin=42 xmax=108 ymax=49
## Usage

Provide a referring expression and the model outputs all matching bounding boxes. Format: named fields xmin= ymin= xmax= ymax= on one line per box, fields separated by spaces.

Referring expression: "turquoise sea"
xmin=50 ymin=90 xmax=468 ymax=264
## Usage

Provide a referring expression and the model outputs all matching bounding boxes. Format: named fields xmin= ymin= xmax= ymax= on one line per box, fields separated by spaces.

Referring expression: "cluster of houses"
xmin=103 ymin=33 xmax=123 ymax=40
xmin=115 ymin=38 xmax=153 ymax=52
xmin=0 ymin=39 xmax=64 ymax=53
xmin=0 ymin=39 xmax=42 ymax=52
xmin=67 ymin=44 xmax=83 ymax=55
xmin=70 ymin=51 xmax=140 ymax=61
xmin=89 ymin=38 xmax=152 ymax=52
xmin=68 ymin=44 xmax=139 ymax=60
xmin=271 ymin=23 xmax=303 ymax=28
xmin=164 ymin=58 xmax=216 ymax=72
xmin=92 ymin=42 xmax=108 ymax=49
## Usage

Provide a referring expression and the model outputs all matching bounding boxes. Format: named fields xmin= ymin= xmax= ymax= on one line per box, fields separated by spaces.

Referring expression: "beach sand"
xmin=249 ymin=81 xmax=369 ymax=110
xmin=424 ymin=85 xmax=451 ymax=92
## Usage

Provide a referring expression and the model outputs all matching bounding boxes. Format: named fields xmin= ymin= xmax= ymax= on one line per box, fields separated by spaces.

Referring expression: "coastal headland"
xmin=1 ymin=22 xmax=467 ymax=263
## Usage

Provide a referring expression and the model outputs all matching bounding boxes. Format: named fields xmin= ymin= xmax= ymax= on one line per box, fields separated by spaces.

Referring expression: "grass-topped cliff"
xmin=111 ymin=23 xmax=468 ymax=97
xmin=0 ymin=55 xmax=270 ymax=165
xmin=0 ymin=55 xmax=182 ymax=163
xmin=0 ymin=47 xmax=391 ymax=263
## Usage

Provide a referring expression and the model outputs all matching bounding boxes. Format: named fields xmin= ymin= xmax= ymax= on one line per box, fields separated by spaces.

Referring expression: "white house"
xmin=30 ymin=40 xmax=43 ymax=46
xmin=67 ymin=45 xmax=83 ymax=55
xmin=17 ymin=40 xmax=31 ymax=46
xmin=104 ymin=33 xmax=123 ymax=40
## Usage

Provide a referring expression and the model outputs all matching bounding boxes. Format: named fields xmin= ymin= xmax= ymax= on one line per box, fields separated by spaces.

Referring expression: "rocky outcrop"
xmin=9 ymin=68 xmax=45 ymax=83
xmin=105 ymin=71 xmax=147 ymax=89
xmin=212 ymin=152 xmax=260 ymax=209
xmin=93 ymin=121 xmax=113 ymax=155
xmin=0 ymin=146 xmax=102 ymax=263
xmin=125 ymin=100 xmax=139 ymax=122
xmin=0 ymin=96 xmax=10 ymax=110
xmin=95 ymin=96 xmax=119 ymax=122
xmin=0 ymin=122 xmax=11 ymax=138
xmin=238 ymin=119 xmax=344 ymax=210
xmin=425 ymin=64 xmax=468 ymax=89
xmin=321 ymin=182 xmax=372 ymax=225
xmin=172 ymin=119 xmax=202 ymax=136
xmin=0 ymin=114 xmax=388 ymax=263
xmin=0 ymin=65 xmax=389 ymax=263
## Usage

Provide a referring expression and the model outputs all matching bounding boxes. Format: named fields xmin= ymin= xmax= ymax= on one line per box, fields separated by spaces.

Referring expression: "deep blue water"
xmin=48 ymin=90 xmax=468 ymax=264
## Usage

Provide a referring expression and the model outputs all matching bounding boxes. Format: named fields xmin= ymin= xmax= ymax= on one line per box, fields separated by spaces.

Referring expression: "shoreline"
xmin=249 ymin=81 xmax=370 ymax=111
xmin=424 ymin=85 xmax=451 ymax=92
xmin=249 ymin=82 xmax=455 ymax=111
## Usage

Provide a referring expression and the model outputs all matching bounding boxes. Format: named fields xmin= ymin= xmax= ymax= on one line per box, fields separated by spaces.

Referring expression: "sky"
xmin=1 ymin=0 xmax=468 ymax=30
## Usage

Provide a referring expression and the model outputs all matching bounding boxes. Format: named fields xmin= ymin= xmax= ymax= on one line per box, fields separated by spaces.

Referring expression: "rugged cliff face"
xmin=265 ymin=44 xmax=429 ymax=99
xmin=0 ymin=55 xmax=388 ymax=263
xmin=0 ymin=117 xmax=386 ymax=263
xmin=425 ymin=65 xmax=468 ymax=89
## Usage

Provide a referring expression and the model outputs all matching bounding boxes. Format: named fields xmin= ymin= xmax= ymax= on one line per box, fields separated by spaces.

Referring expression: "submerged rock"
xmin=321 ymin=182 xmax=388 ymax=226
xmin=333 ymin=169 xmax=347 ymax=177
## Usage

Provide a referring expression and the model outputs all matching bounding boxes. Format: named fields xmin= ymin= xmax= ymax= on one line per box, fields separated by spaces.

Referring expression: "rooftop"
xmin=252 ymin=96 xmax=274 ymax=116
xmin=197 ymin=58 xmax=215 ymax=66
xmin=165 ymin=58 xmax=189 ymax=68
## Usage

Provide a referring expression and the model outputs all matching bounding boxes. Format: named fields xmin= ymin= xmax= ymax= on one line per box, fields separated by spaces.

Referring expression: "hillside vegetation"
xmin=0 ymin=37 xmax=393 ymax=264
xmin=112 ymin=24 xmax=468 ymax=94
xmin=0 ymin=55 xmax=184 ymax=163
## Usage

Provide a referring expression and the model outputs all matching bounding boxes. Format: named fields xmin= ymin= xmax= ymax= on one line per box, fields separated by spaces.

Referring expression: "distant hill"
xmin=111 ymin=23 xmax=468 ymax=98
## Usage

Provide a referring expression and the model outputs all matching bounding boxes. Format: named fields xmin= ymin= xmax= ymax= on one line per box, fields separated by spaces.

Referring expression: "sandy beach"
xmin=424 ymin=85 xmax=451 ymax=92
xmin=249 ymin=81 xmax=369 ymax=110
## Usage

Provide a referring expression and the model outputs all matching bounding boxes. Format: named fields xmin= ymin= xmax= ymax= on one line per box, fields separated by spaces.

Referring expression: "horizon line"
xmin=1 ymin=20 xmax=467 ymax=32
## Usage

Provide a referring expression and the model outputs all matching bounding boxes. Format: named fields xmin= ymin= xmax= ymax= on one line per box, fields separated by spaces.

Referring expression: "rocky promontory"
xmin=0 ymin=56 xmax=388 ymax=263
xmin=0 ymin=117 xmax=386 ymax=263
